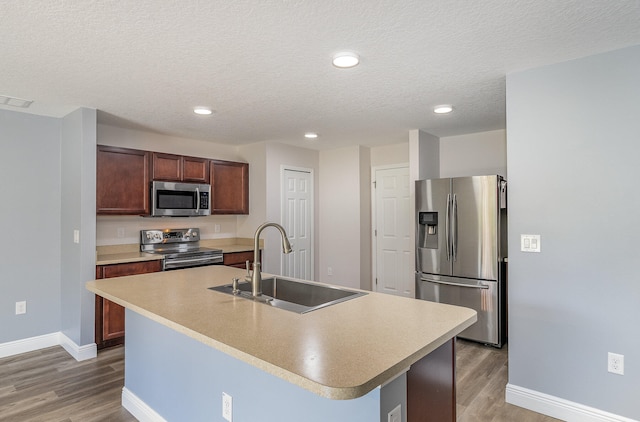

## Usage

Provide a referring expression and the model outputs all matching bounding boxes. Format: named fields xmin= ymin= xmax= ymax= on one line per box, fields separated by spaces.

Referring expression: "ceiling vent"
xmin=0 ymin=94 xmax=33 ymax=108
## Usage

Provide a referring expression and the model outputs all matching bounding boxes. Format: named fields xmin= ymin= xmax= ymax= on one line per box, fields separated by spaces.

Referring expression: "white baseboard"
xmin=0 ymin=332 xmax=60 ymax=359
xmin=0 ymin=332 xmax=96 ymax=362
xmin=59 ymin=332 xmax=97 ymax=361
xmin=122 ymin=387 xmax=167 ymax=422
xmin=506 ymin=383 xmax=638 ymax=422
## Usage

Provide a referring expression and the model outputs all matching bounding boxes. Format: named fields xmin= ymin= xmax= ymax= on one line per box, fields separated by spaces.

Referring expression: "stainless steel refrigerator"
xmin=415 ymin=175 xmax=508 ymax=347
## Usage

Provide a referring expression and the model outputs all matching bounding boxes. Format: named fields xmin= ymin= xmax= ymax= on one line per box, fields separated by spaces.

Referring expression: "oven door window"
xmin=156 ymin=190 xmax=196 ymax=209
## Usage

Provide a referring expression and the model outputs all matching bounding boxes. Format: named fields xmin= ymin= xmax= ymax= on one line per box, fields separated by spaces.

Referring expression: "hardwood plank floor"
xmin=0 ymin=341 xmax=558 ymax=421
xmin=0 ymin=346 xmax=135 ymax=422
xmin=456 ymin=339 xmax=559 ymax=422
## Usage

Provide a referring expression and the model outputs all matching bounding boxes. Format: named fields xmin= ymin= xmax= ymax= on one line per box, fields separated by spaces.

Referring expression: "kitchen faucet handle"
xmin=245 ymin=260 xmax=251 ymax=276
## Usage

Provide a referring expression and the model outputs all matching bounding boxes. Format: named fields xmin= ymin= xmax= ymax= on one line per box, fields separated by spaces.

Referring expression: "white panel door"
xmin=374 ymin=166 xmax=412 ymax=297
xmin=282 ymin=168 xmax=313 ymax=280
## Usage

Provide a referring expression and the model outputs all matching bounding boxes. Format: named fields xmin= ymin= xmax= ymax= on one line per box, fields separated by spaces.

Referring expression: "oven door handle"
xmin=196 ymin=187 xmax=200 ymax=213
xmin=166 ymin=256 xmax=222 ymax=265
xmin=420 ymin=277 xmax=490 ymax=290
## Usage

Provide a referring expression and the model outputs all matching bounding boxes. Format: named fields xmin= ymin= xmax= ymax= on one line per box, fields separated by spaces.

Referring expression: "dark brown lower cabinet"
xmin=95 ymin=260 xmax=163 ymax=349
xmin=223 ymin=250 xmax=258 ymax=269
xmin=407 ymin=338 xmax=456 ymax=421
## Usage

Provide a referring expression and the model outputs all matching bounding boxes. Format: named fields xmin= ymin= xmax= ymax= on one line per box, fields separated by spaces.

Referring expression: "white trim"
xmin=59 ymin=332 xmax=97 ymax=361
xmin=0 ymin=332 xmax=97 ymax=362
xmin=506 ymin=383 xmax=638 ymax=422
xmin=0 ymin=332 xmax=60 ymax=359
xmin=371 ymin=163 xmax=410 ymax=294
xmin=122 ymin=387 xmax=168 ymax=422
xmin=280 ymin=165 xmax=315 ymax=280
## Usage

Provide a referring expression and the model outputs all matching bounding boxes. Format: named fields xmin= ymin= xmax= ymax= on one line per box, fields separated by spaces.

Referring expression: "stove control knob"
xmin=193 ymin=231 xmax=198 ymax=237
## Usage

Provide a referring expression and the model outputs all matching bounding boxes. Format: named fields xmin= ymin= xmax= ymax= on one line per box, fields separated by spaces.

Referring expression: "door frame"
xmin=280 ymin=165 xmax=315 ymax=280
xmin=371 ymin=163 xmax=410 ymax=294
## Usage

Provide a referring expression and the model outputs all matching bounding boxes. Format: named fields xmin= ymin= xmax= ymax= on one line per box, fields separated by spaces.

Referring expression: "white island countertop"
xmin=86 ymin=265 xmax=476 ymax=399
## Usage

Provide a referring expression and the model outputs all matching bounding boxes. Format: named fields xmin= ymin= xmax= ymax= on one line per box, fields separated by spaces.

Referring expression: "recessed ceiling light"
xmin=193 ymin=106 xmax=212 ymax=115
xmin=304 ymin=132 xmax=319 ymax=139
xmin=433 ymin=105 xmax=454 ymax=114
xmin=332 ymin=52 xmax=360 ymax=68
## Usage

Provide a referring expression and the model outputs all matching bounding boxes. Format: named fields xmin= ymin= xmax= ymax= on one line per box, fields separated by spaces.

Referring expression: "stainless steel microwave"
xmin=150 ymin=181 xmax=211 ymax=217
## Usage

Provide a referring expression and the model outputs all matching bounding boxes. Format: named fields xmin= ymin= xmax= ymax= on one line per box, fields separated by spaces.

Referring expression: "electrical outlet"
xmin=222 ymin=392 xmax=232 ymax=421
xmin=214 ymin=224 xmax=221 ymax=233
xmin=327 ymin=267 xmax=333 ymax=276
xmin=117 ymin=227 xmax=125 ymax=238
xmin=608 ymin=352 xmax=624 ymax=375
xmin=15 ymin=301 xmax=27 ymax=315
xmin=388 ymin=404 xmax=401 ymax=422
xmin=73 ymin=229 xmax=80 ymax=244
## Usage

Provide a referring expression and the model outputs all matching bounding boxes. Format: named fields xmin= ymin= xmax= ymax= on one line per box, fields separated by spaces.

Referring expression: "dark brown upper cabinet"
xmin=210 ymin=160 xmax=249 ymax=214
xmin=96 ymin=146 xmax=150 ymax=215
xmin=152 ymin=152 xmax=209 ymax=183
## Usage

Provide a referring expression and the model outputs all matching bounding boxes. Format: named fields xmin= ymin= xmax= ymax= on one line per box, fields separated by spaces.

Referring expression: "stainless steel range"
xmin=140 ymin=228 xmax=223 ymax=270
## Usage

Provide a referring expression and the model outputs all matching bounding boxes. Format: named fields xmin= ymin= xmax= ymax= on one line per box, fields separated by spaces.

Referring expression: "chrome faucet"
xmin=250 ymin=222 xmax=292 ymax=297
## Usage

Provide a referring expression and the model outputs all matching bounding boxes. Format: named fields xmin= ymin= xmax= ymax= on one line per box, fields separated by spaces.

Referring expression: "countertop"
xmin=86 ymin=265 xmax=476 ymax=400
xmin=96 ymin=238 xmax=258 ymax=266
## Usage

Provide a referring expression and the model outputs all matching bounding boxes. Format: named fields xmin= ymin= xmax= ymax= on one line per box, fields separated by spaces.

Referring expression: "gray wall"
xmin=0 ymin=109 xmax=62 ymax=342
xmin=507 ymin=45 xmax=640 ymax=419
xmin=0 ymin=107 xmax=96 ymax=349
xmin=60 ymin=108 xmax=97 ymax=346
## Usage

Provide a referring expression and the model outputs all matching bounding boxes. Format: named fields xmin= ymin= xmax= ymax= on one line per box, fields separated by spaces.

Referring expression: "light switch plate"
xmin=521 ymin=234 xmax=541 ymax=252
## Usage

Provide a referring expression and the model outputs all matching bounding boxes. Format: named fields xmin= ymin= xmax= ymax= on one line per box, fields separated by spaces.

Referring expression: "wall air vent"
xmin=0 ymin=94 xmax=33 ymax=108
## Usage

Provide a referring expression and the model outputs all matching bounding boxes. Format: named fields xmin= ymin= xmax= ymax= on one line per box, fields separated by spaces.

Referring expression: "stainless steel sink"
xmin=209 ymin=277 xmax=367 ymax=314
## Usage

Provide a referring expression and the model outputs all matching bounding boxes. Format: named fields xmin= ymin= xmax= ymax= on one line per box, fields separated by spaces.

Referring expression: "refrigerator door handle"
xmin=420 ymin=277 xmax=490 ymax=290
xmin=452 ymin=193 xmax=458 ymax=261
xmin=445 ymin=193 xmax=451 ymax=261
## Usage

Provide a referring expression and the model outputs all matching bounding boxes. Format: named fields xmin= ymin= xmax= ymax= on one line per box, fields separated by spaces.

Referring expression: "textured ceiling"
xmin=2 ymin=1 xmax=640 ymax=150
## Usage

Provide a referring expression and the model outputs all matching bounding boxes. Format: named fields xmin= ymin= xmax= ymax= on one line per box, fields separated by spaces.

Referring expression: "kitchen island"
xmin=86 ymin=265 xmax=476 ymax=422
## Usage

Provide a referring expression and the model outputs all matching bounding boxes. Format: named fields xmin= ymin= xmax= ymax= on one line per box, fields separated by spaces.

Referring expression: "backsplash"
xmin=96 ymin=215 xmax=238 ymax=246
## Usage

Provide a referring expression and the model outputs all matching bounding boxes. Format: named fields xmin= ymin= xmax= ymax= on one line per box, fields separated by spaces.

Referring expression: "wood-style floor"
xmin=0 ymin=346 xmax=136 ymax=422
xmin=0 ymin=341 xmax=558 ymax=421
xmin=456 ymin=340 xmax=559 ymax=422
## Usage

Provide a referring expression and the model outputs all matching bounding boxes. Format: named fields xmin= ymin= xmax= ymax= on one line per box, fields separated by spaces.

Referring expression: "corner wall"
xmin=60 ymin=107 xmax=97 ymax=347
xmin=318 ymin=146 xmax=370 ymax=289
xmin=506 ymin=45 xmax=640 ymax=420
xmin=0 ymin=109 xmax=62 ymax=343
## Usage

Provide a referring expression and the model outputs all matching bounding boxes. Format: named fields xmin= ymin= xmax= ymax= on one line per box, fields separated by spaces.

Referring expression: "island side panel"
xmin=123 ymin=309 xmax=381 ymax=422
xmin=406 ymin=338 xmax=456 ymax=421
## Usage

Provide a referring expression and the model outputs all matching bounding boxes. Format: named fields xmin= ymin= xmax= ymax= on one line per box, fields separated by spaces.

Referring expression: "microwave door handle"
xmin=195 ymin=187 xmax=200 ymax=213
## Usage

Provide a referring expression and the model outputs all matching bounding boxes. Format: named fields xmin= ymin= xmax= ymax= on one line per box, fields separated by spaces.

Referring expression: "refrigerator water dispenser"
xmin=418 ymin=211 xmax=438 ymax=249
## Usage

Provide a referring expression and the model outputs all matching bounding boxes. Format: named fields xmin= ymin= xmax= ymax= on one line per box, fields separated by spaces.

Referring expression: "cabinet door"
xmin=223 ymin=251 xmax=257 ymax=269
xmin=183 ymin=156 xmax=210 ymax=183
xmin=95 ymin=260 xmax=163 ymax=349
xmin=210 ymin=160 xmax=249 ymax=214
xmin=151 ymin=152 xmax=182 ymax=181
xmin=96 ymin=146 xmax=150 ymax=215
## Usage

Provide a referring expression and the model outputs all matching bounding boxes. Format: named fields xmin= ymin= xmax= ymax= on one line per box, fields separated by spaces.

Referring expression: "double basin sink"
xmin=209 ymin=276 xmax=367 ymax=314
